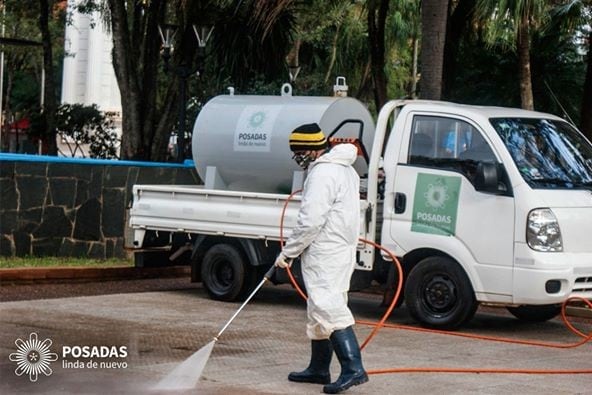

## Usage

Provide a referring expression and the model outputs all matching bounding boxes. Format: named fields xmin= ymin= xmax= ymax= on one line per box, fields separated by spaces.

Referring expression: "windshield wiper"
xmin=529 ymin=177 xmax=572 ymax=186
xmin=572 ymin=181 xmax=592 ymax=190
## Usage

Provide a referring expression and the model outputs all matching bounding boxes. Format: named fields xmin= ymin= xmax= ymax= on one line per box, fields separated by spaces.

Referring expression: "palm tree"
xmin=476 ymin=0 xmax=550 ymax=110
xmin=368 ymin=0 xmax=390 ymax=109
xmin=419 ymin=0 xmax=449 ymax=100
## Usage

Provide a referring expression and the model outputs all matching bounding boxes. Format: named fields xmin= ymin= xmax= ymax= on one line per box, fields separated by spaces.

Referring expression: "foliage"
xmin=3 ymin=0 xmax=590 ymax=159
xmin=211 ymin=0 xmax=296 ymax=89
xmin=476 ymin=0 xmax=550 ymax=50
xmin=54 ymin=103 xmax=119 ymax=159
xmin=446 ymin=18 xmax=585 ymax=125
xmin=1 ymin=0 xmax=66 ymax=125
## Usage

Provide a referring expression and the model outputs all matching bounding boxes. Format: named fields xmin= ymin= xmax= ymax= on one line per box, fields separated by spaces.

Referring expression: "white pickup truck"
xmin=127 ymin=94 xmax=592 ymax=329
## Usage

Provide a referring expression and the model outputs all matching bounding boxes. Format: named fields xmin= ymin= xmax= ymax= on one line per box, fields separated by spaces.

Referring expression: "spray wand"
xmin=213 ymin=265 xmax=277 ymax=342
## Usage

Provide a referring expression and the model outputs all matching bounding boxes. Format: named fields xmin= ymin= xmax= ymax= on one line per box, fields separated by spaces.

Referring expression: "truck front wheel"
xmin=201 ymin=244 xmax=256 ymax=302
xmin=506 ymin=304 xmax=561 ymax=322
xmin=405 ymin=256 xmax=477 ymax=329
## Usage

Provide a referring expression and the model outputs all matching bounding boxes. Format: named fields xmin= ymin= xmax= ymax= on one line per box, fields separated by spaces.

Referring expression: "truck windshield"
xmin=491 ymin=118 xmax=592 ymax=189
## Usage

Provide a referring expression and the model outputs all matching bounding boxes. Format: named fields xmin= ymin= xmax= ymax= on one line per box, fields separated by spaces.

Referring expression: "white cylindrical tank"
xmin=192 ymin=86 xmax=375 ymax=193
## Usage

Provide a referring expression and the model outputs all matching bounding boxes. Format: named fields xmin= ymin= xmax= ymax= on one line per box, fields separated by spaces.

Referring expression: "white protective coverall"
xmin=282 ymin=143 xmax=360 ymax=340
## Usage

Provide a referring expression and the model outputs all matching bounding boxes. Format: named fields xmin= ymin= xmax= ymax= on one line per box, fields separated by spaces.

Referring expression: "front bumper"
xmin=513 ymin=242 xmax=592 ymax=304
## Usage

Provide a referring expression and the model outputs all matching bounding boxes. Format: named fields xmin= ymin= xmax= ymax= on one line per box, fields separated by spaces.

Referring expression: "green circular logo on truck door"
xmin=424 ymin=182 xmax=449 ymax=209
xmin=412 ymin=174 xmax=461 ymax=236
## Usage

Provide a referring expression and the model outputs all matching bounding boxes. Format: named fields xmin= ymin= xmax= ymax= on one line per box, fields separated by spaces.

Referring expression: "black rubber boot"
xmin=323 ymin=326 xmax=368 ymax=394
xmin=288 ymin=339 xmax=333 ymax=384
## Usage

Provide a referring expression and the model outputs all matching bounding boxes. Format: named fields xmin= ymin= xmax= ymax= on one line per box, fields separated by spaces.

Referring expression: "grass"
xmin=0 ymin=257 xmax=133 ymax=269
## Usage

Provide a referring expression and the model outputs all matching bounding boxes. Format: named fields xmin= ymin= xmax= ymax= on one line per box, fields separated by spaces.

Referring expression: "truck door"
xmin=386 ymin=113 xmax=515 ymax=300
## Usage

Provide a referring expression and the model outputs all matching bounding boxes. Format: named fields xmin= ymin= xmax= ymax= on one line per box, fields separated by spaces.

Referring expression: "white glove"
xmin=274 ymin=253 xmax=292 ymax=269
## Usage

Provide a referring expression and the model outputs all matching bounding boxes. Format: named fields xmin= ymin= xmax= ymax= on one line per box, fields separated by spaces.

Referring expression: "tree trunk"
xmin=367 ymin=0 xmax=389 ymax=110
xmin=108 ymin=0 xmax=142 ymax=159
xmin=151 ymin=84 xmax=178 ymax=160
xmin=517 ymin=13 xmax=534 ymax=110
xmin=38 ymin=0 xmax=57 ymax=155
xmin=286 ymin=38 xmax=301 ymax=82
xmin=580 ymin=30 xmax=592 ymax=141
xmin=410 ymin=36 xmax=419 ymax=98
xmin=419 ymin=0 xmax=449 ymax=100
xmin=442 ymin=0 xmax=473 ymax=99
xmin=356 ymin=59 xmax=372 ymax=98
xmin=324 ymin=25 xmax=340 ymax=84
xmin=107 ymin=0 xmax=171 ymax=161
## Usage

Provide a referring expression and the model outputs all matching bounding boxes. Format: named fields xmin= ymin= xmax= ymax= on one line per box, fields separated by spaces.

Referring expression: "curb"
xmin=0 ymin=265 xmax=190 ymax=284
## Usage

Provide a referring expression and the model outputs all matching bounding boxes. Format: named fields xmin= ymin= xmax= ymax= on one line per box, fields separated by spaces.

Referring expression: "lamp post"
xmin=159 ymin=23 xmax=212 ymax=162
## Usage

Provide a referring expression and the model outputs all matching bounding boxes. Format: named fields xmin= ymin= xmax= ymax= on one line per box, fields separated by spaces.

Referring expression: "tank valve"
xmin=334 ymin=76 xmax=348 ymax=97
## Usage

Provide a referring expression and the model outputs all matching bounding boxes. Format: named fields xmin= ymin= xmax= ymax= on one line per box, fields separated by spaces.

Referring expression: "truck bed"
xmin=128 ymin=184 xmax=378 ymax=247
xmin=129 ymin=185 xmax=306 ymax=243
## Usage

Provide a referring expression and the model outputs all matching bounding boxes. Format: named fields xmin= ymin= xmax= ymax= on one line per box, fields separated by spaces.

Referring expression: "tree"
xmin=0 ymin=0 xmax=65 ymax=152
xmin=102 ymin=0 xmax=295 ymax=161
xmin=442 ymin=0 xmax=475 ymax=99
xmin=105 ymin=0 xmax=167 ymax=160
xmin=54 ymin=103 xmax=119 ymax=158
xmin=476 ymin=0 xmax=550 ymax=110
xmin=281 ymin=1 xmax=372 ymax=99
xmin=367 ymin=0 xmax=389 ymax=109
xmin=38 ymin=0 xmax=59 ymax=154
xmin=387 ymin=0 xmax=421 ymax=98
xmin=419 ymin=0 xmax=449 ymax=100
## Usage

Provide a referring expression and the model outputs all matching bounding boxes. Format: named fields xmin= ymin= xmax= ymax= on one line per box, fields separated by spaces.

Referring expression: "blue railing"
xmin=0 ymin=153 xmax=195 ymax=168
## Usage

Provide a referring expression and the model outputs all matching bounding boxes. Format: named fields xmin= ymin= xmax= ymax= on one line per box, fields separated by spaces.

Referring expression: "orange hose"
xmin=278 ymin=191 xmax=592 ymax=376
xmin=356 ymin=237 xmax=403 ymax=350
xmin=368 ymin=367 xmax=592 ymax=375
xmin=279 ymin=189 xmax=308 ymax=301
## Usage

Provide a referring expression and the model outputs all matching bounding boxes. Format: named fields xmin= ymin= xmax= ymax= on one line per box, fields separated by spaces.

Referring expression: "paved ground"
xmin=0 ymin=281 xmax=590 ymax=395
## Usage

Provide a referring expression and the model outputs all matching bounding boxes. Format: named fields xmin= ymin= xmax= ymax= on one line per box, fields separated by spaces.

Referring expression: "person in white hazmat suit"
xmin=274 ymin=123 xmax=368 ymax=394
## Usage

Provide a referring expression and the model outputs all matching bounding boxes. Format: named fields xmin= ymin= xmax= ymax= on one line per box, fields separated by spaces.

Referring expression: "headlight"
xmin=526 ymin=209 xmax=563 ymax=252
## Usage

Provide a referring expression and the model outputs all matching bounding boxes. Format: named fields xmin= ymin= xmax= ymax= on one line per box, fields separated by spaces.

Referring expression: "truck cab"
xmin=378 ymin=101 xmax=592 ymax=328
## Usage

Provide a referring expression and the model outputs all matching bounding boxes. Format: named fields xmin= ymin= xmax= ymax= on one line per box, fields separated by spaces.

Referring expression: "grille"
xmin=573 ymin=276 xmax=592 ymax=293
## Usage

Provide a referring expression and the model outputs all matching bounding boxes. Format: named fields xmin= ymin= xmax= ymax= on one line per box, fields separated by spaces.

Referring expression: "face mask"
xmin=292 ymin=152 xmax=314 ymax=170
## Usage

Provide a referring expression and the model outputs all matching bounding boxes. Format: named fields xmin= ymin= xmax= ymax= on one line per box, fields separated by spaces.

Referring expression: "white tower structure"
xmin=61 ymin=0 xmax=121 ymax=111
xmin=60 ymin=0 xmax=122 ymax=156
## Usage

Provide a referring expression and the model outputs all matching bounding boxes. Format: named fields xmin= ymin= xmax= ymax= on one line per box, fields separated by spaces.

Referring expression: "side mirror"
xmin=475 ymin=162 xmax=501 ymax=194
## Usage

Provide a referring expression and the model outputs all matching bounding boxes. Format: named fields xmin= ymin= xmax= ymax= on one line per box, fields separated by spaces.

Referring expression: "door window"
xmin=408 ymin=115 xmax=497 ymax=185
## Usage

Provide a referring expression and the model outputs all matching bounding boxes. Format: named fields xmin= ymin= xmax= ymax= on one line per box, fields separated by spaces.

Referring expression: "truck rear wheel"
xmin=506 ymin=304 xmax=561 ymax=322
xmin=405 ymin=256 xmax=477 ymax=329
xmin=201 ymin=244 xmax=256 ymax=302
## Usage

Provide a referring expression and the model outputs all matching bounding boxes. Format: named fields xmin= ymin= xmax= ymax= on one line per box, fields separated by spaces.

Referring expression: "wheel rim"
xmin=210 ymin=258 xmax=234 ymax=291
xmin=421 ymin=274 xmax=458 ymax=316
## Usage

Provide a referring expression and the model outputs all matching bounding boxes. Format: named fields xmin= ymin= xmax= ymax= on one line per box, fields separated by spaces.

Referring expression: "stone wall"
xmin=0 ymin=155 xmax=201 ymax=259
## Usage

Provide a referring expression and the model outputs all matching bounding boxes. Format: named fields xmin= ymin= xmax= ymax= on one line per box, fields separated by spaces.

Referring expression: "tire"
xmin=506 ymin=304 xmax=561 ymax=322
xmin=404 ymin=256 xmax=477 ymax=329
xmin=201 ymin=244 xmax=256 ymax=302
